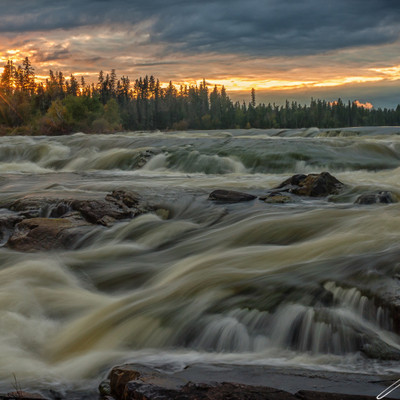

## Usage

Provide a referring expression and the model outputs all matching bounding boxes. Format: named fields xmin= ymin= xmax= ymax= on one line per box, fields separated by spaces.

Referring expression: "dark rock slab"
xmin=296 ymin=390 xmax=390 ymax=399
xmin=124 ymin=381 xmax=297 ymax=399
xmin=109 ymin=365 xmax=297 ymax=400
xmin=209 ymin=189 xmax=257 ymax=203
xmin=107 ymin=364 xmax=399 ymax=400
xmin=275 ymin=172 xmax=344 ymax=197
xmin=7 ymin=215 xmax=92 ymax=251
xmin=355 ymin=191 xmax=396 ymax=205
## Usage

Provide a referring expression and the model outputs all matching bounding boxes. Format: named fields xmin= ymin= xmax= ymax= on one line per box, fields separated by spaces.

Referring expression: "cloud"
xmin=0 ymin=0 xmax=399 ymax=58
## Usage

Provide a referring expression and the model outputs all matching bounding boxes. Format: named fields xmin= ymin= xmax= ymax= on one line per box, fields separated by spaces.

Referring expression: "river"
xmin=0 ymin=126 xmax=400 ymax=394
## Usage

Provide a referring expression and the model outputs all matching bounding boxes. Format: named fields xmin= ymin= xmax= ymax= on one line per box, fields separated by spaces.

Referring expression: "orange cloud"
xmin=354 ymin=100 xmax=373 ymax=109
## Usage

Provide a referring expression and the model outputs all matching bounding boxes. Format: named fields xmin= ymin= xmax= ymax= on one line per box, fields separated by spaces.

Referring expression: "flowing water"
xmin=1 ymin=126 xmax=400 ymax=392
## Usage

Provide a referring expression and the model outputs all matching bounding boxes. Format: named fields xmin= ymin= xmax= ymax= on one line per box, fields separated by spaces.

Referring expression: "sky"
xmin=1 ymin=0 xmax=400 ymax=107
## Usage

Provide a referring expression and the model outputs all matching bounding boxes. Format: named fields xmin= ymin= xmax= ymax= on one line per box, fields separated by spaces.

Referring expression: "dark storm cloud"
xmin=1 ymin=0 xmax=400 ymax=57
xmin=35 ymin=45 xmax=70 ymax=62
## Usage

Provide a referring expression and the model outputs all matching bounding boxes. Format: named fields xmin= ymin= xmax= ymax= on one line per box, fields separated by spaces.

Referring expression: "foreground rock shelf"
xmin=100 ymin=364 xmax=400 ymax=400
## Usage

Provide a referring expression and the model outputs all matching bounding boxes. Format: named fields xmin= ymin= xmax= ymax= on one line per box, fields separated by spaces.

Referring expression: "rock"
xmin=2 ymin=189 xmax=153 ymax=251
xmin=109 ymin=365 xmax=297 ymax=400
xmin=275 ymin=172 xmax=344 ymax=197
xmin=355 ymin=191 xmax=396 ymax=205
xmin=70 ymin=199 xmax=132 ymax=226
xmin=107 ymin=364 xmax=393 ymax=400
xmin=7 ymin=215 xmax=92 ymax=251
xmin=209 ymin=189 xmax=257 ymax=203
xmin=0 ymin=213 xmax=24 ymax=245
xmin=71 ymin=189 xmax=151 ymax=226
xmin=155 ymin=208 xmax=170 ymax=220
xmin=109 ymin=366 xmax=141 ymax=399
xmin=105 ymin=189 xmax=142 ymax=208
xmin=8 ymin=197 xmax=60 ymax=218
xmin=125 ymin=381 xmax=298 ymax=399
xmin=99 ymin=380 xmax=112 ymax=396
xmin=260 ymin=193 xmax=292 ymax=204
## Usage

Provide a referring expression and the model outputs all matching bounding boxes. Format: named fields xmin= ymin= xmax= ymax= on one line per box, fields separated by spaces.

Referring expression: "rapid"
xmin=1 ymin=126 xmax=400 ymax=392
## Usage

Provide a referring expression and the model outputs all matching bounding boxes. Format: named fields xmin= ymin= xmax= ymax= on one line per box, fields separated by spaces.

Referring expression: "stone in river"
xmin=7 ymin=215 xmax=92 ymax=251
xmin=208 ymin=189 xmax=257 ymax=203
xmin=275 ymin=172 xmax=344 ymax=197
xmin=355 ymin=191 xmax=396 ymax=205
xmin=260 ymin=193 xmax=292 ymax=203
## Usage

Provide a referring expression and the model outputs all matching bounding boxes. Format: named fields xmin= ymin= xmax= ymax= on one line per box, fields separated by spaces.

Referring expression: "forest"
xmin=1 ymin=57 xmax=400 ymax=135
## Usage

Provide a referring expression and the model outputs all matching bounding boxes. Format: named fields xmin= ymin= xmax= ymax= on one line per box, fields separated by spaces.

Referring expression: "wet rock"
xmin=125 ymin=381 xmax=297 ymax=399
xmin=0 ymin=213 xmax=24 ymax=245
xmin=109 ymin=366 xmax=141 ymax=399
xmin=355 ymin=191 xmax=396 ymax=205
xmin=275 ymin=172 xmax=344 ymax=197
xmin=70 ymin=199 xmax=132 ymax=226
xmin=108 ymin=365 xmax=297 ymax=400
xmin=99 ymin=380 xmax=112 ymax=396
xmin=108 ymin=364 xmax=392 ymax=400
xmin=209 ymin=189 xmax=257 ymax=203
xmin=155 ymin=208 xmax=170 ymax=220
xmin=7 ymin=215 xmax=92 ymax=251
xmin=3 ymin=189 xmax=153 ymax=251
xmin=105 ymin=189 xmax=142 ymax=208
xmin=136 ymin=149 xmax=160 ymax=168
xmin=71 ymin=189 xmax=151 ymax=226
xmin=260 ymin=193 xmax=292 ymax=204
xmin=8 ymin=197 xmax=60 ymax=218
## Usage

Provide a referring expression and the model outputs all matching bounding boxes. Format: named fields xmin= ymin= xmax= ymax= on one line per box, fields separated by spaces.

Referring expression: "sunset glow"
xmin=0 ymin=0 xmax=399 ymax=107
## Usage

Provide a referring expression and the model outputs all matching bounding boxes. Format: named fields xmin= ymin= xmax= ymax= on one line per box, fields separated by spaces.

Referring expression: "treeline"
xmin=0 ymin=57 xmax=400 ymax=135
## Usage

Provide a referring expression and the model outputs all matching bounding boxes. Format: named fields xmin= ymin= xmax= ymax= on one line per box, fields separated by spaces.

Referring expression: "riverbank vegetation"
xmin=1 ymin=57 xmax=400 ymax=135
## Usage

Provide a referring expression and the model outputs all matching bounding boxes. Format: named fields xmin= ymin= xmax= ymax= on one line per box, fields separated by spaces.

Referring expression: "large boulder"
xmin=209 ymin=189 xmax=257 ymax=203
xmin=275 ymin=172 xmax=344 ymax=197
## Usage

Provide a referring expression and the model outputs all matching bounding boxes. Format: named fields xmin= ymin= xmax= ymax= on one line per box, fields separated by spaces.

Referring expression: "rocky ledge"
xmin=0 ymin=189 xmax=161 ymax=251
xmin=98 ymin=364 xmax=399 ymax=400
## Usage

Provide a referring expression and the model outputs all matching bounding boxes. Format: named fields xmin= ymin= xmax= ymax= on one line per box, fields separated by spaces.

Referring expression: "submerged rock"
xmin=260 ymin=193 xmax=292 ymax=204
xmin=355 ymin=191 xmax=396 ymax=205
xmin=209 ymin=189 xmax=257 ymax=203
xmin=275 ymin=172 xmax=344 ymax=197
xmin=7 ymin=215 xmax=92 ymax=251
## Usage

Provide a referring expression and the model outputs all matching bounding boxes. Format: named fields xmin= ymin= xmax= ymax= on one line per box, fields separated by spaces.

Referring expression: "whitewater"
xmin=0 ymin=126 xmax=400 ymax=393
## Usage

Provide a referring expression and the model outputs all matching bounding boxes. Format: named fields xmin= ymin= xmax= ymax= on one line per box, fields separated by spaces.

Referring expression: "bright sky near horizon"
xmin=1 ymin=0 xmax=400 ymax=107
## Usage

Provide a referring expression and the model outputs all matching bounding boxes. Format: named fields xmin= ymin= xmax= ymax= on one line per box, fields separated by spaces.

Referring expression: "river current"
xmin=1 ymin=126 xmax=400 ymax=392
